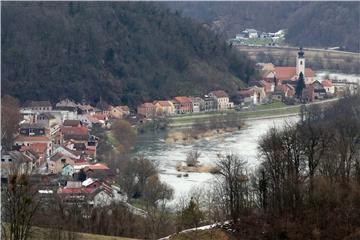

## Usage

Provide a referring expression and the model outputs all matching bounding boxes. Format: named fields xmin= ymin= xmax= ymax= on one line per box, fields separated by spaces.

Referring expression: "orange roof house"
xmin=172 ymin=96 xmax=193 ymax=114
xmin=137 ymin=102 xmax=156 ymax=118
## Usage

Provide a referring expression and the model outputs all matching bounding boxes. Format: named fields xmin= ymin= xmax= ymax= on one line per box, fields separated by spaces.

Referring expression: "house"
xmin=1 ymin=151 xmax=34 ymax=180
xmin=82 ymin=178 xmax=102 ymax=189
xmin=209 ymin=90 xmax=233 ymax=110
xmin=137 ymin=102 xmax=156 ymax=118
xmin=36 ymin=113 xmax=58 ymax=128
xmin=55 ymin=99 xmax=78 ymax=112
xmin=20 ymin=142 xmax=47 ymax=166
xmin=84 ymin=163 xmax=110 ymax=179
xmin=189 ymin=97 xmax=205 ymax=113
xmin=302 ymin=85 xmax=315 ymax=102
xmin=52 ymin=146 xmax=81 ymax=160
xmin=275 ymin=84 xmax=295 ymax=99
xmin=321 ymin=80 xmax=335 ymax=95
xmin=23 ymin=101 xmax=52 ymax=112
xmin=244 ymin=28 xmax=258 ymax=38
xmin=237 ymin=86 xmax=266 ymax=105
xmin=153 ymin=100 xmax=175 ymax=116
xmin=77 ymin=104 xmax=94 ymax=115
xmin=48 ymin=152 xmax=76 ymax=174
xmin=61 ymin=126 xmax=89 ymax=142
xmin=19 ymin=123 xmax=46 ymax=136
xmin=311 ymin=80 xmax=327 ymax=99
xmin=172 ymin=96 xmax=193 ymax=114
xmin=63 ymin=120 xmax=83 ymax=128
xmin=254 ymin=80 xmax=274 ymax=94
xmin=14 ymin=135 xmax=52 ymax=156
xmin=109 ymin=105 xmax=130 ymax=119
xmin=203 ymin=95 xmax=216 ymax=112
xmin=62 ymin=163 xmax=75 ymax=176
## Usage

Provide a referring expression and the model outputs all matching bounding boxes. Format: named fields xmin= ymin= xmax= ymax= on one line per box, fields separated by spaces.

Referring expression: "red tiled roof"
xmin=173 ymin=96 xmax=192 ymax=104
xmin=210 ymin=90 xmax=228 ymax=98
xmin=62 ymin=126 xmax=89 ymax=136
xmin=321 ymin=80 xmax=333 ymax=87
xmin=63 ymin=120 xmax=81 ymax=127
xmin=238 ymin=88 xmax=255 ymax=97
xmin=84 ymin=163 xmax=109 ymax=171
xmin=92 ymin=114 xmax=107 ymax=121
xmin=153 ymin=100 xmax=172 ymax=107
xmin=58 ymin=187 xmax=96 ymax=194
xmin=140 ymin=102 xmax=155 ymax=108
xmin=274 ymin=67 xmax=314 ymax=81
xmin=15 ymin=135 xmax=50 ymax=142
xmin=29 ymin=143 xmax=47 ymax=153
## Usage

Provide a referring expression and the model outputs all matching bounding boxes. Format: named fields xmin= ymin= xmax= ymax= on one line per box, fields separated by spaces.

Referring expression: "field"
xmin=169 ymin=228 xmax=233 ymax=240
xmin=236 ymin=45 xmax=360 ymax=73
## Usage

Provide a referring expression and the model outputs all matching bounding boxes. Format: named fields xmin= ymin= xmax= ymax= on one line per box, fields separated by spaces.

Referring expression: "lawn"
xmin=253 ymin=101 xmax=287 ymax=110
xmin=170 ymin=228 xmax=233 ymax=240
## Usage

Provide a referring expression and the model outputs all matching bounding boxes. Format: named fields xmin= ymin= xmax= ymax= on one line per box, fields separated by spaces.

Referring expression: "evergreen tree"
xmin=77 ymin=169 xmax=87 ymax=182
xmin=295 ymin=72 xmax=305 ymax=98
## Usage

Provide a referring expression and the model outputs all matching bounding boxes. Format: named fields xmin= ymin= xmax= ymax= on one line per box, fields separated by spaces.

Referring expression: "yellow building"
xmin=109 ymin=105 xmax=130 ymax=119
xmin=153 ymin=100 xmax=175 ymax=116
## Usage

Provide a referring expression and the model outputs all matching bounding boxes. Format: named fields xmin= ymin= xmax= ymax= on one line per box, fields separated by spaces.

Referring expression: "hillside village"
xmin=1 ymin=47 xmax=359 ymax=215
xmin=229 ymin=28 xmax=286 ymax=47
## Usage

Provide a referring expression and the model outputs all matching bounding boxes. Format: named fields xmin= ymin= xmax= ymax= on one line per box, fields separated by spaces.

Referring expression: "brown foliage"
xmin=1 ymin=95 xmax=20 ymax=150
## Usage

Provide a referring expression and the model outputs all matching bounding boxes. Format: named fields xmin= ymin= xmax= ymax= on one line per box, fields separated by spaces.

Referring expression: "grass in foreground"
xmin=28 ymin=226 xmax=137 ymax=240
xmin=169 ymin=228 xmax=233 ymax=240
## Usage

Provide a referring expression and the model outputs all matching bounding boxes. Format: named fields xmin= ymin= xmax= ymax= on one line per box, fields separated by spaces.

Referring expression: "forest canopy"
xmin=1 ymin=2 xmax=256 ymax=107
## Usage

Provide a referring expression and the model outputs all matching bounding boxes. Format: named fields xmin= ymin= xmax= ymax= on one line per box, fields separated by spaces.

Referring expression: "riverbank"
xmin=168 ymin=98 xmax=338 ymax=128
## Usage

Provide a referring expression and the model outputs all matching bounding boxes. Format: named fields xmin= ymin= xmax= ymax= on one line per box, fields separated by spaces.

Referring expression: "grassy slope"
xmin=169 ymin=228 xmax=233 ymax=240
xmin=29 ymin=226 xmax=137 ymax=240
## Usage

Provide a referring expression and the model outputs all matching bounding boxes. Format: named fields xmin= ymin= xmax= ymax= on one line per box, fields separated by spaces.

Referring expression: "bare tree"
xmin=216 ymin=153 xmax=250 ymax=223
xmin=186 ymin=149 xmax=201 ymax=167
xmin=1 ymin=95 xmax=20 ymax=150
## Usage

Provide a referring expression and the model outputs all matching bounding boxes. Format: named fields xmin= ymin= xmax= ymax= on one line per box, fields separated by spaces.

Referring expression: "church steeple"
xmin=296 ymin=46 xmax=305 ymax=77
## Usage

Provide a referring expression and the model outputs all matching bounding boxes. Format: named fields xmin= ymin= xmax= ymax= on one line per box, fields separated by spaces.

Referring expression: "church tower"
xmin=296 ymin=47 xmax=305 ymax=77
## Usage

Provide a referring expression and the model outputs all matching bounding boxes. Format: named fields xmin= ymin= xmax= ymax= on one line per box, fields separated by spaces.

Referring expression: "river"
xmin=134 ymin=115 xmax=299 ymax=202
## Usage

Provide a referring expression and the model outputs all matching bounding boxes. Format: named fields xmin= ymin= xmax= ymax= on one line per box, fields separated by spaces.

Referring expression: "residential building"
xmin=237 ymin=86 xmax=266 ymax=105
xmin=137 ymin=102 xmax=156 ymax=118
xmin=62 ymin=164 xmax=75 ymax=176
xmin=172 ymin=96 xmax=193 ymax=114
xmin=153 ymin=100 xmax=175 ymax=116
xmin=61 ymin=126 xmax=89 ymax=142
xmin=321 ymin=80 xmax=335 ymax=95
xmin=1 ymin=151 xmax=34 ymax=180
xmin=209 ymin=90 xmax=232 ymax=110
xmin=48 ymin=152 xmax=75 ymax=174
xmin=14 ymin=135 xmax=52 ymax=156
xmin=189 ymin=97 xmax=205 ymax=113
xmin=19 ymin=123 xmax=46 ymax=136
xmin=311 ymin=80 xmax=327 ymax=99
xmin=109 ymin=105 xmax=130 ymax=119
xmin=63 ymin=120 xmax=83 ymax=128
xmin=23 ymin=100 xmax=52 ymax=112
xmin=203 ymin=95 xmax=216 ymax=112
xmin=55 ymin=99 xmax=78 ymax=112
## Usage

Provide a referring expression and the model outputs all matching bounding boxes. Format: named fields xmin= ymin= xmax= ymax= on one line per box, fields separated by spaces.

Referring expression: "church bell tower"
xmin=296 ymin=47 xmax=305 ymax=77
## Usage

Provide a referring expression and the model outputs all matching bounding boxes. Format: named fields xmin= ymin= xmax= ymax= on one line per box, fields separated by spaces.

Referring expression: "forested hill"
xmin=2 ymin=2 xmax=256 ymax=107
xmin=167 ymin=2 xmax=360 ymax=52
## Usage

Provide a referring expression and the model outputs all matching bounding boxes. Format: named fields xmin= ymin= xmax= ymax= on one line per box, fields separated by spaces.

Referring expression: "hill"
xmin=1 ymin=2 xmax=256 ymax=107
xmin=167 ymin=2 xmax=360 ymax=52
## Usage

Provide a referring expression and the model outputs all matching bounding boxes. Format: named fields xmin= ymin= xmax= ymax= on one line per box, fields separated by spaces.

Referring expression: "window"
xmin=9 ymin=159 xmax=12 ymax=162
xmin=300 ymin=61 xmax=303 ymax=65
xmin=1 ymin=159 xmax=5 ymax=162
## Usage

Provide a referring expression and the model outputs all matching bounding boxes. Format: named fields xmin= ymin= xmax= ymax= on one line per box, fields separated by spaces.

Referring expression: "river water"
xmin=134 ymin=115 xmax=299 ymax=202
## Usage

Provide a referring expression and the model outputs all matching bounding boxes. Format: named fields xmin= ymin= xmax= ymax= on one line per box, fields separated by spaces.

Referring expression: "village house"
xmin=48 ymin=152 xmax=76 ymax=174
xmin=37 ymin=112 xmax=58 ymax=128
xmin=189 ymin=97 xmax=205 ymax=113
xmin=20 ymin=142 xmax=47 ymax=166
xmin=63 ymin=120 xmax=83 ymax=128
xmin=237 ymin=86 xmax=266 ymax=105
xmin=52 ymin=145 xmax=81 ymax=160
xmin=302 ymin=85 xmax=315 ymax=102
xmin=84 ymin=163 xmax=110 ymax=179
xmin=109 ymin=105 xmax=130 ymax=119
xmin=1 ymin=151 xmax=34 ymax=181
xmin=19 ymin=123 xmax=46 ymax=136
xmin=62 ymin=163 xmax=75 ymax=177
xmin=77 ymin=104 xmax=94 ymax=115
xmin=321 ymin=80 xmax=335 ymax=95
xmin=14 ymin=135 xmax=53 ymax=156
xmin=153 ymin=100 xmax=175 ymax=116
xmin=203 ymin=95 xmax=216 ymax=112
xmin=274 ymin=84 xmax=295 ymax=100
xmin=172 ymin=96 xmax=193 ymax=114
xmin=55 ymin=99 xmax=78 ymax=112
xmin=61 ymin=126 xmax=89 ymax=143
xmin=137 ymin=102 xmax=156 ymax=118
xmin=253 ymin=80 xmax=274 ymax=94
xmin=311 ymin=80 xmax=327 ymax=99
xmin=208 ymin=90 xmax=233 ymax=110
xmin=23 ymin=100 xmax=53 ymax=112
